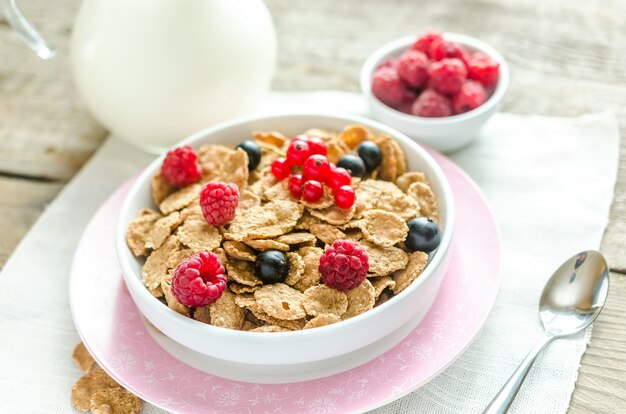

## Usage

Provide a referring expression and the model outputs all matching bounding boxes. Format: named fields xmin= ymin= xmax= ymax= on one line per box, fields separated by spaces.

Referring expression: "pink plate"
xmin=70 ymin=151 xmax=500 ymax=413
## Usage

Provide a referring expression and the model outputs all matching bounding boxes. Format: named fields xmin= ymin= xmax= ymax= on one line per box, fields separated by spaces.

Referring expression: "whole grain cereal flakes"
xmin=177 ymin=218 xmax=222 ymax=252
xmin=72 ymin=342 xmax=95 ymax=373
xmin=371 ymin=276 xmax=396 ymax=299
xmin=216 ymin=148 xmax=249 ymax=190
xmin=291 ymin=247 xmax=323 ymax=292
xmin=197 ymin=144 xmax=237 ymax=180
xmin=275 ymin=232 xmax=317 ymax=246
xmin=125 ymin=208 xmax=161 ymax=257
xmin=71 ymin=368 xmax=119 ymax=411
xmin=223 ymin=241 xmax=256 ymax=261
xmin=159 ymin=183 xmax=201 ymax=215
xmin=343 ymin=279 xmax=375 ymax=319
xmin=224 ymin=200 xmax=303 ymax=241
xmin=360 ymin=240 xmax=409 ymax=276
xmin=234 ymin=293 xmax=257 ymax=308
xmin=90 ymin=387 xmax=142 ymax=414
xmin=254 ymin=130 xmax=288 ymax=148
xmin=250 ymin=325 xmax=291 ymax=332
xmin=356 ymin=179 xmax=420 ymax=221
xmin=356 ymin=209 xmax=408 ymax=248
xmin=284 ymin=252 xmax=305 ymax=286
xmin=254 ymin=283 xmax=306 ymax=321
xmin=339 ymin=124 xmax=372 ymax=149
xmin=244 ymin=239 xmax=290 ymax=252
xmin=294 ymin=210 xmax=322 ymax=230
xmin=302 ymin=284 xmax=348 ymax=317
xmin=225 ymin=259 xmax=263 ymax=286
xmin=144 ymin=211 xmax=183 ymax=250
xmin=151 ymin=173 xmax=176 ymax=205
xmin=374 ymin=135 xmax=399 ymax=181
xmin=264 ymin=179 xmax=292 ymax=201
xmin=392 ymin=251 xmax=428 ymax=294
xmin=238 ymin=189 xmax=262 ymax=211
xmin=309 ymin=223 xmax=347 ymax=245
xmin=209 ymin=290 xmax=245 ymax=329
xmin=396 ymin=171 xmax=427 ymax=192
xmin=193 ymin=305 xmax=211 ymax=324
xmin=229 ymin=282 xmax=262 ymax=295
xmin=166 ymin=248 xmax=195 ymax=270
xmin=304 ymin=313 xmax=341 ymax=329
xmin=308 ymin=203 xmax=356 ymax=226
xmin=407 ymin=181 xmax=439 ymax=222
xmin=142 ymin=235 xmax=181 ymax=291
xmin=300 ymin=185 xmax=334 ymax=210
xmin=246 ymin=302 xmax=306 ymax=330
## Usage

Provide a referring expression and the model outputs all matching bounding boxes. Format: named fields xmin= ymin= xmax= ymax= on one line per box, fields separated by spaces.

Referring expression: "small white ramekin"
xmin=360 ymin=33 xmax=509 ymax=153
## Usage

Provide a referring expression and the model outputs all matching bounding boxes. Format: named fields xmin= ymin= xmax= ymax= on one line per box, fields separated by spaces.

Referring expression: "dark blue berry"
xmin=255 ymin=250 xmax=289 ymax=284
xmin=406 ymin=217 xmax=441 ymax=253
xmin=337 ymin=155 xmax=366 ymax=178
xmin=356 ymin=141 xmax=382 ymax=172
xmin=237 ymin=140 xmax=261 ymax=171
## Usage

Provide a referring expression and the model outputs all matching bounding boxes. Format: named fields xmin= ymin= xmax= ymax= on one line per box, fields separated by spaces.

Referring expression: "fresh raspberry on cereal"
xmin=199 ymin=182 xmax=239 ymax=227
xmin=428 ymin=58 xmax=468 ymax=95
xmin=161 ymin=145 xmax=202 ymax=187
xmin=319 ymin=240 xmax=369 ymax=291
xmin=171 ymin=251 xmax=227 ymax=307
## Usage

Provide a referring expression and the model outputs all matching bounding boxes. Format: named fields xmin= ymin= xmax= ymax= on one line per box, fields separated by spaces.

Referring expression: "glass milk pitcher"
xmin=3 ymin=0 xmax=277 ymax=151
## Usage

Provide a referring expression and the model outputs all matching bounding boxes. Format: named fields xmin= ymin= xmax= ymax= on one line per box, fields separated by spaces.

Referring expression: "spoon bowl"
xmin=539 ymin=251 xmax=610 ymax=337
xmin=484 ymin=250 xmax=609 ymax=414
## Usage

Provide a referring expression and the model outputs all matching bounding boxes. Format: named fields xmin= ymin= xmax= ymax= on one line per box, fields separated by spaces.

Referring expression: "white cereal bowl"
xmin=360 ymin=33 xmax=509 ymax=153
xmin=116 ymin=113 xmax=455 ymax=368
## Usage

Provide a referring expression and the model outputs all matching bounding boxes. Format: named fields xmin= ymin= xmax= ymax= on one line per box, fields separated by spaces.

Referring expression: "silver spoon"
xmin=484 ymin=250 xmax=609 ymax=414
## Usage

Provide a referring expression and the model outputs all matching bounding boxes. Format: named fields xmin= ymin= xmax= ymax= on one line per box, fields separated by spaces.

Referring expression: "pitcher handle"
xmin=2 ymin=0 xmax=56 ymax=59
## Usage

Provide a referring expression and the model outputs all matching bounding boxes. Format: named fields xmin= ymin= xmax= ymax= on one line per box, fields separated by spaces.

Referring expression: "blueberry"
xmin=236 ymin=140 xmax=261 ymax=171
xmin=356 ymin=141 xmax=382 ymax=172
xmin=255 ymin=250 xmax=289 ymax=284
xmin=406 ymin=217 xmax=441 ymax=253
xmin=337 ymin=155 xmax=366 ymax=178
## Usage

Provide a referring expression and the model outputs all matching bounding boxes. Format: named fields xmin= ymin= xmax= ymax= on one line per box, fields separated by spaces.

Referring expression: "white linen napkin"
xmin=0 ymin=91 xmax=619 ymax=414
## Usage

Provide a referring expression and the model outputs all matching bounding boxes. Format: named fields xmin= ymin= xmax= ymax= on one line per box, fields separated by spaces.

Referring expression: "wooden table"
xmin=1 ymin=0 xmax=624 ymax=412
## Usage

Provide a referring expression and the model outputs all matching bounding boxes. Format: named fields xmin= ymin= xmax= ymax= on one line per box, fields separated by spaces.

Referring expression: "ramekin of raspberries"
xmin=360 ymin=31 xmax=508 ymax=152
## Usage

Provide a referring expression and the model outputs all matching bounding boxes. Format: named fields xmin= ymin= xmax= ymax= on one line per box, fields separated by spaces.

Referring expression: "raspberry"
xmin=428 ymin=58 xmax=467 ymax=95
xmin=302 ymin=180 xmax=324 ymax=202
xmin=319 ymin=240 xmax=369 ymax=291
xmin=411 ymin=31 xmax=443 ymax=57
xmin=397 ymin=50 xmax=429 ymax=89
xmin=288 ymin=174 xmax=304 ymax=199
xmin=325 ymin=166 xmax=352 ymax=190
xmin=199 ymin=182 xmax=239 ymax=227
xmin=334 ymin=185 xmax=355 ymax=209
xmin=161 ymin=145 xmax=202 ymax=187
xmin=467 ymin=52 xmax=500 ymax=87
xmin=371 ymin=67 xmax=409 ymax=108
xmin=411 ymin=89 xmax=453 ymax=117
xmin=303 ymin=154 xmax=331 ymax=181
xmin=286 ymin=140 xmax=311 ymax=166
xmin=170 ymin=251 xmax=227 ymax=307
xmin=453 ymin=80 xmax=487 ymax=114
xmin=429 ymin=38 xmax=469 ymax=63
xmin=271 ymin=158 xmax=291 ymax=180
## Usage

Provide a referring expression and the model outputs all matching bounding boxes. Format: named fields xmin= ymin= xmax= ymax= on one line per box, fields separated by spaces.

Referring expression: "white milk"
xmin=71 ymin=0 xmax=276 ymax=151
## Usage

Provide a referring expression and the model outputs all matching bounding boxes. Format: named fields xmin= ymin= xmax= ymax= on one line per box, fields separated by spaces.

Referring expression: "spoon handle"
xmin=483 ymin=334 xmax=554 ymax=414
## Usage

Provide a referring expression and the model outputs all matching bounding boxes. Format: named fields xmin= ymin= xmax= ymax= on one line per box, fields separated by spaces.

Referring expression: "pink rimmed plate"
xmin=69 ymin=151 xmax=500 ymax=413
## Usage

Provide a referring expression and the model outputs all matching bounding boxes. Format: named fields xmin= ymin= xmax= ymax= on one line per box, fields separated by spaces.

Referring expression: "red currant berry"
xmin=334 ymin=185 xmax=355 ymax=209
xmin=303 ymin=154 xmax=331 ymax=181
xmin=271 ymin=158 xmax=291 ymax=180
xmin=288 ymin=174 xmax=304 ymax=199
xmin=325 ymin=166 xmax=352 ymax=190
xmin=302 ymin=180 xmax=324 ymax=202
xmin=307 ymin=137 xmax=327 ymax=156
xmin=286 ymin=140 xmax=311 ymax=166
xmin=293 ymin=134 xmax=309 ymax=143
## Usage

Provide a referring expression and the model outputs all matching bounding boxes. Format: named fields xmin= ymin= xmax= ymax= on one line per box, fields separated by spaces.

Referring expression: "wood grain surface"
xmin=0 ymin=0 xmax=624 ymax=412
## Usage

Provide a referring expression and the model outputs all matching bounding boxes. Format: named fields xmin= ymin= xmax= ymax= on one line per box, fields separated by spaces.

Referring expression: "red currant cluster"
xmin=271 ymin=135 xmax=356 ymax=209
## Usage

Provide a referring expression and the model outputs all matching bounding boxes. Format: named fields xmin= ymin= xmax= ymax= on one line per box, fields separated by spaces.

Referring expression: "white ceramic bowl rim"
xmin=116 ymin=112 xmax=455 ymax=340
xmin=360 ymin=32 xmax=510 ymax=123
